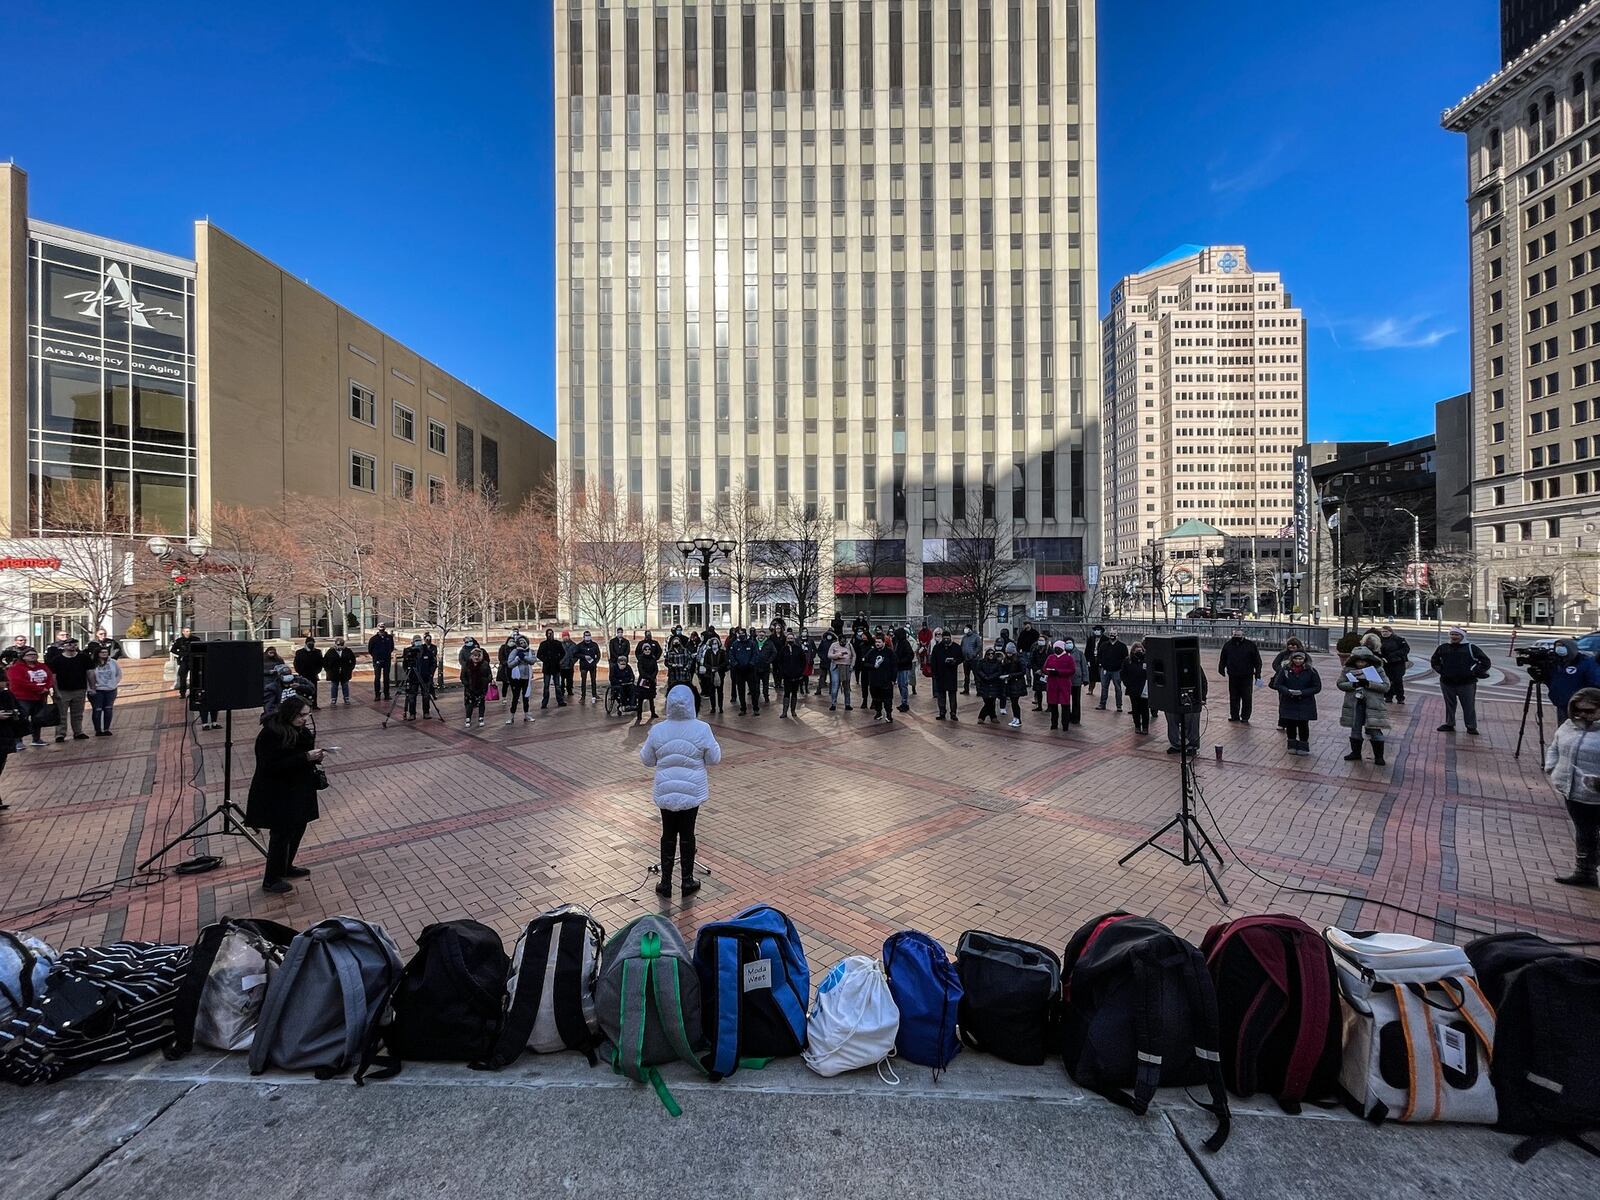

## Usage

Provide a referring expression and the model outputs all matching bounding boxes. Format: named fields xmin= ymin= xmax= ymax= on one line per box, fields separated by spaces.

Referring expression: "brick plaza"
xmin=1 ymin=659 xmax=1595 ymax=973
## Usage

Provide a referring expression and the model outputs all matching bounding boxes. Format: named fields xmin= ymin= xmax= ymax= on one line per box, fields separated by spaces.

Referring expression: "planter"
xmin=121 ymin=639 xmax=159 ymax=660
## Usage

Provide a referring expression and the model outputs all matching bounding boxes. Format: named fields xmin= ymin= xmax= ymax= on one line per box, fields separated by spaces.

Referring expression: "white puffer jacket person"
xmin=639 ymin=684 xmax=721 ymax=896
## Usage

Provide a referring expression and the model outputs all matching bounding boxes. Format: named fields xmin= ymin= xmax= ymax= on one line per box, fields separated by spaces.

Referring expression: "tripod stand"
xmin=1513 ymin=677 xmax=1548 ymax=761
xmin=139 ymin=709 xmax=265 ymax=870
xmin=382 ymin=662 xmax=445 ymax=729
xmin=1119 ymin=713 xmax=1229 ymax=902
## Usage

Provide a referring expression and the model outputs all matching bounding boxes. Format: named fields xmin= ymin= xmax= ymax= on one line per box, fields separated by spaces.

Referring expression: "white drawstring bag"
xmin=803 ymin=956 xmax=901 ymax=1079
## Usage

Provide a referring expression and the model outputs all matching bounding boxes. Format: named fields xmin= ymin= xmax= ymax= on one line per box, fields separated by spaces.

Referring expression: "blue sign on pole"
xmin=997 ymin=604 xmax=1009 ymax=624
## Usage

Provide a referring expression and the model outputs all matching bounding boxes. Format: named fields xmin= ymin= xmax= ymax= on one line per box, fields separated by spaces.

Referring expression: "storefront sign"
xmin=0 ymin=557 xmax=63 ymax=571
xmin=40 ymin=338 xmax=185 ymax=380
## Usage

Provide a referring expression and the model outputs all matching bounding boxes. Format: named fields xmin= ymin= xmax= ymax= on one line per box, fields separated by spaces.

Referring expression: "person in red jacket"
xmin=5 ymin=648 xmax=55 ymax=747
xmin=1044 ymin=640 xmax=1077 ymax=733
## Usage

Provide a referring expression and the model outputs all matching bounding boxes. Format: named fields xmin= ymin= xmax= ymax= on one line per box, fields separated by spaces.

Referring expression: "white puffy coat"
xmin=639 ymin=684 xmax=722 ymax=811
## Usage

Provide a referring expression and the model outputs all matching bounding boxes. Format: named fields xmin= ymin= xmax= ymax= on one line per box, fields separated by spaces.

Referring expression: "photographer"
xmin=246 ymin=694 xmax=323 ymax=896
xmin=1545 ymin=686 xmax=1600 ymax=889
xmin=401 ymin=635 xmax=437 ymax=720
xmin=1430 ymin=627 xmax=1490 ymax=735
xmin=1546 ymin=638 xmax=1600 ymax=725
xmin=367 ymin=624 xmax=394 ymax=700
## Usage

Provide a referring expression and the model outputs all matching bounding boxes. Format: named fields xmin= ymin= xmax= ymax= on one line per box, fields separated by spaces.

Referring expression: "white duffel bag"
xmin=802 ymin=956 xmax=900 ymax=1079
xmin=1324 ymin=927 xmax=1498 ymax=1125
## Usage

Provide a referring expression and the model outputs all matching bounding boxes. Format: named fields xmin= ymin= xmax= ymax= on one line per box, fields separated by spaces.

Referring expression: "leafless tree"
xmin=712 ymin=478 xmax=771 ymax=627
xmin=566 ymin=482 xmax=655 ymax=632
xmin=193 ymin=504 xmax=300 ymax=639
xmin=6 ymin=480 xmax=155 ymax=638
xmin=929 ymin=514 xmax=1024 ymax=631
xmin=851 ymin=516 xmax=904 ymax=615
xmin=753 ymin=501 xmax=827 ymax=630
xmin=373 ymin=485 xmax=487 ymax=676
xmin=499 ymin=485 xmax=561 ymax=626
xmin=1413 ymin=546 xmax=1479 ymax=628
xmin=288 ymin=502 xmax=380 ymax=638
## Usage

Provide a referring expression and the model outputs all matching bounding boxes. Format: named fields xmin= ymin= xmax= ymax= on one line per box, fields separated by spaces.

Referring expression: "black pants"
xmin=1568 ymin=798 xmax=1600 ymax=870
xmin=464 ymin=693 xmax=485 ymax=719
xmin=16 ymin=698 xmax=49 ymax=740
xmin=782 ymin=678 xmax=801 ymax=714
xmin=870 ymin=685 xmax=894 ymax=718
xmin=636 ymin=683 xmax=658 ymax=719
xmin=561 ymin=667 xmax=576 ymax=696
xmin=542 ymin=670 xmax=566 ymax=706
xmin=962 ymin=661 xmax=975 ymax=693
xmin=1007 ymin=696 xmax=1022 ymax=720
xmin=175 ymin=660 xmax=190 ymax=697
xmin=855 ymin=665 xmax=869 ymax=699
xmin=659 ymin=806 xmax=699 ymax=875
xmin=1069 ymin=686 xmax=1082 ymax=725
xmin=1227 ymin=675 xmax=1254 ymax=721
xmin=1130 ymin=696 xmax=1150 ymax=733
xmin=1049 ymin=701 xmax=1067 ymax=729
xmin=978 ymin=696 xmax=997 ymax=721
xmin=404 ymin=681 xmax=432 ymax=718
xmin=1283 ymin=719 xmax=1309 ymax=742
xmin=373 ymin=658 xmax=390 ymax=699
xmin=759 ymin=668 xmax=772 ymax=701
xmin=508 ymin=679 xmax=530 ymax=712
xmin=579 ymin=665 xmax=598 ymax=699
xmin=264 ymin=821 xmax=306 ymax=884
xmin=731 ymin=670 xmax=751 ymax=711
xmin=934 ymin=680 xmax=957 ymax=717
xmin=1384 ymin=661 xmax=1406 ymax=702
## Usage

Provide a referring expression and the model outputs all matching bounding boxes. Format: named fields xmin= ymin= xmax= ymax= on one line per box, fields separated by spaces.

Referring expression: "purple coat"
xmin=1044 ymin=651 xmax=1076 ymax=706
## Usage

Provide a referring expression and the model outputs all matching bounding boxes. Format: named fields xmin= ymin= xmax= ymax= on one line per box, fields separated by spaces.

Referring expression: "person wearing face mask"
xmin=1084 ymin=625 xmax=1105 ymax=690
xmin=727 ymin=627 xmax=757 ymax=714
xmin=893 ymin=627 xmax=916 ymax=713
xmin=402 ymin=635 xmax=437 ymax=720
xmin=1429 ymin=627 xmax=1490 ymax=735
xmin=576 ymin=630 xmax=602 ymax=702
xmin=929 ymin=628 xmax=963 ymax=720
xmin=1377 ymin=625 xmax=1411 ymax=704
xmin=852 ymin=625 xmax=875 ymax=702
xmin=975 ymin=645 xmax=1005 ymax=724
xmin=665 ymin=625 xmax=696 ymax=705
xmin=608 ymin=626 xmax=631 ymax=672
xmin=1062 ymin=638 xmax=1087 ymax=725
xmin=367 ymin=623 xmax=394 ymax=700
xmin=1271 ymin=635 xmax=1310 ymax=674
xmin=246 ymin=695 xmax=324 ymax=895
xmin=634 ymin=629 xmax=662 ymax=724
xmin=697 ymin=628 xmax=725 ymax=714
xmin=1123 ymin=641 xmax=1151 ymax=735
xmin=1095 ymin=629 xmax=1129 ymax=713
xmin=1044 ymin=640 xmax=1076 ymax=732
xmin=826 ymin=625 xmax=855 ymax=712
xmin=559 ymin=631 xmax=580 ymax=698
xmin=866 ymin=632 xmax=899 ymax=722
xmin=1269 ymin=649 xmax=1322 ymax=757
xmin=537 ymin=627 xmax=567 ymax=709
xmin=775 ymin=628 xmax=809 ymax=718
xmin=505 ymin=635 xmax=535 ymax=723
xmin=1545 ymin=686 xmax=1600 ymax=888
xmin=1001 ymin=643 xmax=1028 ymax=728
xmin=1546 ymin=638 xmax=1600 ymax=725
xmin=460 ymin=647 xmax=494 ymax=729
xmin=960 ymin=624 xmax=982 ymax=694
xmin=294 ymin=636 xmax=325 ymax=710
xmin=1217 ymin=629 xmax=1263 ymax=724
xmin=322 ymin=637 xmax=357 ymax=707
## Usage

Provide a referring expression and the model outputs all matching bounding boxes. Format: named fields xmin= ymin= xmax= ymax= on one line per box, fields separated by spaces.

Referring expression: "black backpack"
xmin=956 ymin=930 xmax=1061 ymax=1065
xmin=355 ymin=920 xmax=509 ymax=1083
xmin=1201 ymin=914 xmax=1341 ymax=1110
xmin=481 ymin=905 xmax=606 ymax=1069
xmin=1061 ymin=913 xmax=1231 ymax=1152
xmin=1466 ymin=932 xmax=1600 ymax=1160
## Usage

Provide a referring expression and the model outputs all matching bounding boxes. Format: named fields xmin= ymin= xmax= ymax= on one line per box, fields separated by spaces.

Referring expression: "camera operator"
xmin=1430 ymin=627 xmax=1490 ymax=736
xmin=401 ymin=635 xmax=437 ymax=721
xmin=367 ymin=623 xmax=394 ymax=700
xmin=1545 ymin=638 xmax=1600 ymax=725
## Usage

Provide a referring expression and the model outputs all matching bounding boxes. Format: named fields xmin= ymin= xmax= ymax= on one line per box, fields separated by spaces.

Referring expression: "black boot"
xmin=681 ymin=852 xmax=702 ymax=895
xmin=1371 ymin=739 xmax=1386 ymax=766
xmin=1556 ymin=849 xmax=1599 ymax=888
xmin=1343 ymin=737 xmax=1363 ymax=762
xmin=655 ymin=855 xmax=674 ymax=896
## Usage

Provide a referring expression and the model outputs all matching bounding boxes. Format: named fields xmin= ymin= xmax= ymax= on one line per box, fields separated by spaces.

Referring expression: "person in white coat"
xmin=639 ymin=683 xmax=722 ymax=897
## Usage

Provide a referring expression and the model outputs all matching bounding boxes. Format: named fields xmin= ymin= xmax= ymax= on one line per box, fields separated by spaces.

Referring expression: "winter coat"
xmin=366 ymin=631 xmax=394 ymax=665
xmin=1337 ymin=650 xmax=1391 ymax=732
xmin=1044 ymin=650 xmax=1076 ymax=705
xmin=576 ymin=639 xmax=601 ymax=669
xmin=1094 ymin=640 xmax=1132 ymax=678
xmin=293 ymin=646 xmax=325 ymax=680
xmin=894 ymin=637 xmax=916 ymax=671
xmin=1122 ymin=654 xmax=1149 ymax=699
xmin=1218 ymin=638 xmax=1262 ymax=679
xmin=636 ymin=639 xmax=662 ymax=678
xmin=1547 ymin=644 xmax=1600 ymax=710
xmin=929 ymin=641 xmax=962 ymax=685
xmin=1545 ymin=717 xmax=1600 ymax=805
xmin=7 ymin=661 xmax=52 ymax=701
xmin=87 ymin=637 xmax=123 ymax=660
xmin=975 ymin=655 xmax=1005 ymax=699
xmin=506 ymin=646 xmax=534 ymax=681
xmin=1067 ymin=648 xmax=1088 ymax=682
xmin=852 ymin=634 xmax=875 ymax=668
xmin=1002 ymin=657 xmax=1028 ymax=699
xmin=696 ymin=639 xmax=725 ymax=677
xmin=960 ymin=630 xmax=983 ymax=663
xmin=608 ymin=634 xmax=631 ymax=663
xmin=245 ymin=724 xmax=320 ymax=829
xmin=537 ymin=636 xmax=565 ymax=671
xmin=1017 ymin=627 xmax=1041 ymax=658
xmin=49 ymin=653 xmax=91 ymax=691
xmin=402 ymin=644 xmax=437 ymax=683
xmin=775 ymin=640 xmax=808 ymax=681
xmin=1084 ymin=634 xmax=1104 ymax=678
xmin=1378 ymin=633 xmax=1410 ymax=668
xmin=169 ymin=634 xmax=200 ymax=663
xmin=460 ymin=657 xmax=494 ymax=699
xmin=455 ymin=641 xmax=483 ymax=669
xmin=560 ymin=640 xmax=581 ymax=671
xmin=665 ymin=639 xmax=695 ymax=685
xmin=728 ymin=637 xmax=757 ymax=672
xmin=323 ymin=647 xmax=357 ymax=682
xmin=1268 ymin=664 xmax=1321 ymax=723
xmin=87 ymin=661 xmax=124 ymax=692
xmin=865 ymin=647 xmax=898 ymax=689
xmin=1430 ymin=641 xmax=1491 ymax=687
xmin=639 ymin=686 xmax=722 ymax=811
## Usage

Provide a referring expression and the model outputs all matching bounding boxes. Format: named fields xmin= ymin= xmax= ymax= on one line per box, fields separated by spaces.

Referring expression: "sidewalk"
xmin=3 ymin=1054 xmax=1591 ymax=1200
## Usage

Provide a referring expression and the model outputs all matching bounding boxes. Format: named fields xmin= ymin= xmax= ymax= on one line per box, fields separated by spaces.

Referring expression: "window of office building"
xmin=393 ymin=464 xmax=415 ymax=501
xmin=393 ymin=401 xmax=414 ymax=442
xmin=350 ymin=381 xmax=375 ymax=425
xmin=350 ymin=451 xmax=376 ymax=492
xmin=456 ymin=422 xmax=475 ymax=487
xmin=428 ymin=418 xmax=446 ymax=454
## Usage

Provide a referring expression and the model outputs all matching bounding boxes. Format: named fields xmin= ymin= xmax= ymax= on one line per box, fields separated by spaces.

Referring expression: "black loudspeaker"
xmin=1144 ymin=635 xmax=1202 ymax=714
xmin=188 ymin=640 xmax=263 ymax=712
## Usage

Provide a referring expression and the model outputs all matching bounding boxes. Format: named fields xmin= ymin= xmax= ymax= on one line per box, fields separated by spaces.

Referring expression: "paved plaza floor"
xmin=1 ymin=656 xmax=1594 ymax=969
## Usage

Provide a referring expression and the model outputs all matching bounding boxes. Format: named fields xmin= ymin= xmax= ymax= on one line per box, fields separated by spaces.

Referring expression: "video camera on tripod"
xmin=1514 ymin=641 xmax=1558 ymax=683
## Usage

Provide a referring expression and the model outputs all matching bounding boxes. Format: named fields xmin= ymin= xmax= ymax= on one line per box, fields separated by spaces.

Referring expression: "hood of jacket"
xmin=664 ymin=683 xmax=696 ymax=719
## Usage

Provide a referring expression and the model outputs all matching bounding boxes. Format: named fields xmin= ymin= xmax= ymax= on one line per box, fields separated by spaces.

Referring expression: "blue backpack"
xmin=883 ymin=931 xmax=963 ymax=1071
xmin=693 ymin=905 xmax=810 ymax=1078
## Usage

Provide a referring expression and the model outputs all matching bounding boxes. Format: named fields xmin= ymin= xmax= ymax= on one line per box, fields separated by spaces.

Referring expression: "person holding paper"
xmin=1337 ymin=638 xmax=1391 ymax=765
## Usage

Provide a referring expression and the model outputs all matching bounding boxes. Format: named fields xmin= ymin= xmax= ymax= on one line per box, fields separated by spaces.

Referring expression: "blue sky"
xmin=3 ymin=1 xmax=1498 ymax=442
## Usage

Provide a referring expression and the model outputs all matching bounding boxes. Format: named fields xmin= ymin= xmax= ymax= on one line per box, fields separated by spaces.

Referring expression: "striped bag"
xmin=0 ymin=941 xmax=192 ymax=1086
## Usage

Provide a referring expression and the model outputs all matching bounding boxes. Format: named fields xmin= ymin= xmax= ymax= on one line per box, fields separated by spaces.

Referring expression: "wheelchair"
xmin=604 ymin=667 xmax=640 ymax=717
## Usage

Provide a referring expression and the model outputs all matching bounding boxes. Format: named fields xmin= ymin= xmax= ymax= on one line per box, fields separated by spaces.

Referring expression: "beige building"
xmin=0 ymin=163 xmax=554 ymax=640
xmin=1444 ymin=2 xmax=1600 ymax=625
xmin=555 ymin=0 xmax=1099 ymax=629
xmin=1101 ymin=245 xmax=1305 ymax=613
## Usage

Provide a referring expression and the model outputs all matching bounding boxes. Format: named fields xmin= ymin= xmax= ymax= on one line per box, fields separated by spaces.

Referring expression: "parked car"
xmin=1575 ymin=631 xmax=1600 ymax=654
xmin=1184 ymin=606 xmax=1245 ymax=620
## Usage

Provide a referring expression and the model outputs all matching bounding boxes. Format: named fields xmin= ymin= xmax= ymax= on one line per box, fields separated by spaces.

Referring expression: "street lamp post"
xmin=676 ymin=535 xmax=737 ymax=628
xmin=146 ymin=535 xmax=210 ymax=642
xmin=1391 ymin=506 xmax=1422 ymax=622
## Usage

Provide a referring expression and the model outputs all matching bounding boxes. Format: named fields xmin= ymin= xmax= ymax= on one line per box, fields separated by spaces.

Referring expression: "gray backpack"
xmin=595 ymin=915 xmax=707 ymax=1115
xmin=248 ymin=917 xmax=402 ymax=1077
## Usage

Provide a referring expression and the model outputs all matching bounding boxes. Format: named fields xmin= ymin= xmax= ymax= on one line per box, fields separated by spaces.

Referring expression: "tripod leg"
xmin=1118 ymin=814 xmax=1185 ymax=866
xmin=1514 ymin=680 xmax=1534 ymax=759
xmin=1536 ymin=683 xmax=1548 ymax=759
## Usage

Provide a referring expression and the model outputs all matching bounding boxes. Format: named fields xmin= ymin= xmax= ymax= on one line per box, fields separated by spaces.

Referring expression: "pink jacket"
xmin=1044 ymin=651 xmax=1076 ymax=706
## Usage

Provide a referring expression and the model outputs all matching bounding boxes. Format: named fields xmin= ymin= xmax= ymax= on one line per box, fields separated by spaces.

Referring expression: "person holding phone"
xmin=246 ymin=695 xmax=324 ymax=895
xmin=1545 ymin=686 xmax=1600 ymax=888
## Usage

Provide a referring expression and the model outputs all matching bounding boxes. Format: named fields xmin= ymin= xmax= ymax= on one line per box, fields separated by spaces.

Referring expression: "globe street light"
xmin=676 ymin=535 xmax=735 ymax=627
xmin=147 ymin=535 xmax=209 ymax=638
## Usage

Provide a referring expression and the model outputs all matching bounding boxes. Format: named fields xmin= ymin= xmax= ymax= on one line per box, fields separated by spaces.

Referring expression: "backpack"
xmin=248 ymin=916 xmax=403 ymax=1078
xmin=0 ymin=931 xmax=57 ymax=1026
xmin=481 ymin=904 xmax=605 ymax=1068
xmin=170 ymin=918 xmax=299 ymax=1055
xmin=802 ymin=956 xmax=900 ymax=1078
xmin=0 ymin=941 xmax=191 ymax=1086
xmin=882 ymin=931 xmax=962 ymax=1072
xmin=1324 ymin=926 xmax=1497 ymax=1125
xmin=1060 ymin=913 xmax=1231 ymax=1152
xmin=1201 ymin=914 xmax=1341 ymax=1109
xmin=956 ymin=930 xmax=1061 ymax=1066
xmin=694 ymin=904 xmax=810 ymax=1078
xmin=355 ymin=920 xmax=510 ymax=1083
xmin=595 ymin=915 xmax=708 ymax=1115
xmin=1466 ymin=932 xmax=1600 ymax=1158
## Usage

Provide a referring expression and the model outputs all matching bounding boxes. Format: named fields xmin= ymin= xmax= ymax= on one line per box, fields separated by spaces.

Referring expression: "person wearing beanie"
xmin=893 ymin=627 xmax=916 ymax=712
xmin=1337 ymin=643 xmax=1391 ymax=764
xmin=1095 ymin=629 xmax=1129 ymax=712
xmin=974 ymin=645 xmax=1005 ymax=724
xmin=1123 ymin=641 xmax=1151 ymax=735
xmin=1429 ymin=627 xmax=1490 ymax=735
xmin=1044 ymin=639 xmax=1076 ymax=731
xmin=1269 ymin=650 xmax=1322 ymax=756
xmin=294 ymin=636 xmax=325 ymax=710
xmin=1544 ymin=686 xmax=1600 ymax=888
xmin=1002 ymin=642 xmax=1027 ymax=728
xmin=576 ymin=630 xmax=602 ymax=702
xmin=929 ymin=628 xmax=962 ymax=720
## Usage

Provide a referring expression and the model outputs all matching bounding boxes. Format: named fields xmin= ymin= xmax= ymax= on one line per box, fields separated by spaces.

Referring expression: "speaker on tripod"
xmin=142 ymin=639 xmax=267 ymax=871
xmin=1145 ymin=634 xmax=1203 ymax=714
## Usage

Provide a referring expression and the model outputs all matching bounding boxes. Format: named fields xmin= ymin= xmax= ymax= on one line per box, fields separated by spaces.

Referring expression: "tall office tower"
xmin=1100 ymin=246 xmax=1305 ymax=610
xmin=1502 ymin=0 xmax=1588 ymax=65
xmin=1444 ymin=5 xmax=1600 ymax=625
xmin=555 ymin=1 xmax=1099 ymax=629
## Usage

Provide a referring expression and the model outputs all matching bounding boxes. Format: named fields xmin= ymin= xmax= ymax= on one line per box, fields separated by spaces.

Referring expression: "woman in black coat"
xmin=975 ymin=648 xmax=1005 ymax=724
xmin=246 ymin=695 xmax=324 ymax=894
xmin=1268 ymin=651 xmax=1322 ymax=758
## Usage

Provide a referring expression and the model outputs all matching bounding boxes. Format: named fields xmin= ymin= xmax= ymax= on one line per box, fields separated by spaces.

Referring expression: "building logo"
xmin=1110 ymin=285 xmax=1123 ymax=306
xmin=64 ymin=263 xmax=182 ymax=329
xmin=1218 ymin=252 xmax=1239 ymax=274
